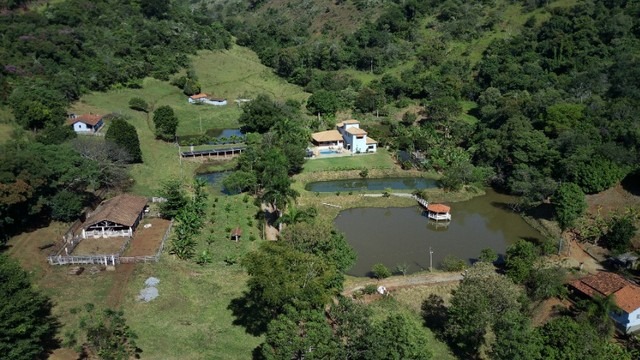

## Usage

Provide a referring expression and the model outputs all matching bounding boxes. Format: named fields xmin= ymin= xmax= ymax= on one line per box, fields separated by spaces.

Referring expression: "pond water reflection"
xmin=334 ymin=189 xmax=542 ymax=276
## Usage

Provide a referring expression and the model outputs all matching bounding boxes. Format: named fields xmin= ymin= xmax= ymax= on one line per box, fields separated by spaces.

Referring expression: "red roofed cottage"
xmin=570 ymin=271 xmax=640 ymax=333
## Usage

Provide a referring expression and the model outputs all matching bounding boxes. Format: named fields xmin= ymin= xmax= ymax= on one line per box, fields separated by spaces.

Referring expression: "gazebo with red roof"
xmin=426 ymin=203 xmax=451 ymax=221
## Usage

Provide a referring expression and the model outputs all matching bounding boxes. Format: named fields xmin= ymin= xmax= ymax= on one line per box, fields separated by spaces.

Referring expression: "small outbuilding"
xmin=230 ymin=227 xmax=242 ymax=241
xmin=67 ymin=114 xmax=104 ymax=133
xmin=188 ymin=93 xmax=227 ymax=106
xmin=81 ymin=194 xmax=148 ymax=239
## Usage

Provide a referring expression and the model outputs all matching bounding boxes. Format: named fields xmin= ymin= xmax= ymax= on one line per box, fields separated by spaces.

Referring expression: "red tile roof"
xmin=66 ymin=114 xmax=103 ymax=126
xmin=570 ymin=271 xmax=640 ymax=313
xmin=190 ymin=93 xmax=209 ymax=100
xmin=427 ymin=204 xmax=450 ymax=213
xmin=231 ymin=227 xmax=242 ymax=237
xmin=614 ymin=286 xmax=640 ymax=313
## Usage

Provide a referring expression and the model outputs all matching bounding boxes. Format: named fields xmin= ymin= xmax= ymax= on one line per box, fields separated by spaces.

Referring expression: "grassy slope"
xmin=7 ymin=44 xmax=309 ymax=358
xmin=7 ymin=193 xmax=264 ymax=360
xmin=72 ymin=45 xmax=308 ymax=195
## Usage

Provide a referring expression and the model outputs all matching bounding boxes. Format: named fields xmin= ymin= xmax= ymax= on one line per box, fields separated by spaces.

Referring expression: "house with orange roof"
xmin=311 ymin=119 xmax=377 ymax=154
xmin=570 ymin=271 xmax=640 ymax=333
xmin=188 ymin=93 xmax=227 ymax=106
xmin=66 ymin=113 xmax=104 ymax=133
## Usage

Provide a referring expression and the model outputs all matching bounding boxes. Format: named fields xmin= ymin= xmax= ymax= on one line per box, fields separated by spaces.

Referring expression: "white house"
xmin=81 ymin=194 xmax=148 ymax=239
xmin=311 ymin=119 xmax=377 ymax=154
xmin=570 ymin=271 xmax=640 ymax=333
xmin=67 ymin=114 xmax=104 ymax=133
xmin=188 ymin=93 xmax=227 ymax=106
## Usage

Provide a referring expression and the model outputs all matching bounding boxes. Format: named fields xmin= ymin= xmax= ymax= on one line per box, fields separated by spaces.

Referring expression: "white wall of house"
xmin=73 ymin=122 xmax=91 ymax=132
xmin=367 ymin=143 xmax=377 ymax=152
xmin=189 ymin=98 xmax=227 ymax=106
xmin=613 ymin=307 xmax=640 ymax=333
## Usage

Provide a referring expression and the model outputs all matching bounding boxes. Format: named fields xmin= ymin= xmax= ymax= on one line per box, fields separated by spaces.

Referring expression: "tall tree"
xmin=445 ymin=262 xmax=526 ymax=356
xmin=504 ymin=239 xmax=539 ymax=284
xmin=238 ymin=94 xmax=288 ymax=133
xmin=260 ymin=307 xmax=342 ymax=360
xmin=105 ymin=117 xmax=143 ymax=163
xmin=153 ymin=106 xmax=179 ymax=141
xmin=64 ymin=305 xmax=140 ymax=360
xmin=0 ymin=255 xmax=58 ymax=359
xmin=229 ymin=242 xmax=338 ymax=335
xmin=553 ymin=182 xmax=587 ymax=230
xmin=158 ymin=180 xmax=188 ymax=219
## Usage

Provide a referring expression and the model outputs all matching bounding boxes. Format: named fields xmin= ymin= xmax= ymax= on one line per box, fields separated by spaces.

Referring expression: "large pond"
xmin=306 ymin=177 xmax=438 ymax=192
xmin=334 ymin=189 xmax=543 ymax=276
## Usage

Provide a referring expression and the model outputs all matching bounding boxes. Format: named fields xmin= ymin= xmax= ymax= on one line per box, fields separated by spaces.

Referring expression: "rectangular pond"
xmin=334 ymin=189 xmax=543 ymax=276
xmin=305 ymin=177 xmax=438 ymax=192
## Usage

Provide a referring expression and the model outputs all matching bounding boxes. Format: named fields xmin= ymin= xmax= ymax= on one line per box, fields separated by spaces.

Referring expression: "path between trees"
xmin=342 ymin=272 xmax=464 ymax=297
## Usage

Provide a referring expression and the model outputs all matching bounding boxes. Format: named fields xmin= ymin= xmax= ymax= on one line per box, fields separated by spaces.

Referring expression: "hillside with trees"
xmin=217 ymin=0 xmax=640 ymax=200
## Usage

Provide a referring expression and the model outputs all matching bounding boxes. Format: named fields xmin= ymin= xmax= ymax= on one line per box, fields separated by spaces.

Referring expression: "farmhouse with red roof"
xmin=570 ymin=271 xmax=640 ymax=333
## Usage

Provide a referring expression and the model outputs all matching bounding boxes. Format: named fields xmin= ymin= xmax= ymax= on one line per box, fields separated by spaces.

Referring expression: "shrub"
xmin=362 ymin=284 xmax=378 ymax=295
xmin=372 ymin=263 xmax=392 ymax=279
xmin=440 ymin=255 xmax=467 ymax=271
xmin=128 ymin=97 xmax=148 ymax=112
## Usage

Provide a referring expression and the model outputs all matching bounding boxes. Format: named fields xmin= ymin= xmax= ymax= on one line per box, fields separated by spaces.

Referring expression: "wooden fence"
xmin=47 ymin=219 xmax=173 ymax=266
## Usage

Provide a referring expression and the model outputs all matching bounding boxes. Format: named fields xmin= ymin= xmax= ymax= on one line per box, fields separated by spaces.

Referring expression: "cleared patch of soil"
xmin=586 ymin=184 xmax=640 ymax=216
xmin=123 ymin=218 xmax=171 ymax=256
xmin=531 ymin=297 xmax=571 ymax=327
xmin=49 ymin=348 xmax=79 ymax=360
xmin=72 ymin=237 xmax=127 ymax=255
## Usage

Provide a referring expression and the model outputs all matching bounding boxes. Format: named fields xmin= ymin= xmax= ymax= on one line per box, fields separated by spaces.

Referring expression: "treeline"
xmin=222 ymin=0 xmax=640 ymax=197
xmin=471 ymin=1 xmax=640 ymax=198
xmin=1 ymin=0 xmax=231 ymax=132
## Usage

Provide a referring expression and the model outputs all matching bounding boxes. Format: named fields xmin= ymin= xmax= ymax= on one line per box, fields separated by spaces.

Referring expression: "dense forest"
xmin=219 ymin=0 xmax=640 ymax=200
xmin=0 ymin=0 xmax=231 ymax=238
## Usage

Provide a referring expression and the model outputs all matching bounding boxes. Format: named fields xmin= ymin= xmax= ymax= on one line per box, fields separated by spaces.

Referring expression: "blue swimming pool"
xmin=319 ymin=149 xmax=341 ymax=155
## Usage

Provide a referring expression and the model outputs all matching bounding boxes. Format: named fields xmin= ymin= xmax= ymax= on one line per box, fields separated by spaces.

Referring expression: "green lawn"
xmin=71 ymin=45 xmax=308 ymax=195
xmin=302 ymin=149 xmax=396 ymax=173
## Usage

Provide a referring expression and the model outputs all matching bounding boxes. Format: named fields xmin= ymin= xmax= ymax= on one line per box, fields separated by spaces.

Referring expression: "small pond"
xmin=196 ymin=171 xmax=235 ymax=195
xmin=205 ymin=128 xmax=244 ymax=139
xmin=306 ymin=177 xmax=438 ymax=192
xmin=334 ymin=189 xmax=543 ymax=276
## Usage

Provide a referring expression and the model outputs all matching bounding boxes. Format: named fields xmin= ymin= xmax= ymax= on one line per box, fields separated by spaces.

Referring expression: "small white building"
xmin=67 ymin=114 xmax=104 ymax=133
xmin=311 ymin=119 xmax=377 ymax=154
xmin=570 ymin=271 xmax=640 ymax=333
xmin=81 ymin=194 xmax=148 ymax=239
xmin=188 ymin=93 xmax=227 ymax=106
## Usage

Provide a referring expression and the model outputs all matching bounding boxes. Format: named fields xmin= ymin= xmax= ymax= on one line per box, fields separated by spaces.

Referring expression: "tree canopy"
xmin=0 ymin=254 xmax=58 ymax=359
xmin=105 ymin=116 xmax=143 ymax=163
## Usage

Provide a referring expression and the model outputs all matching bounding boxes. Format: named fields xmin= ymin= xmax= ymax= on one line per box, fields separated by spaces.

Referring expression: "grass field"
xmin=71 ymin=45 xmax=308 ymax=195
xmin=7 ymin=189 xmax=265 ymax=360
xmin=302 ymin=149 xmax=396 ymax=173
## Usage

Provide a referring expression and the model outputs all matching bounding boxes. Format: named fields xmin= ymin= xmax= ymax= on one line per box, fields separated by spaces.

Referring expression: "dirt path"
xmin=342 ymin=272 xmax=463 ymax=296
xmin=260 ymin=203 xmax=279 ymax=241
xmin=106 ymin=263 xmax=135 ymax=308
